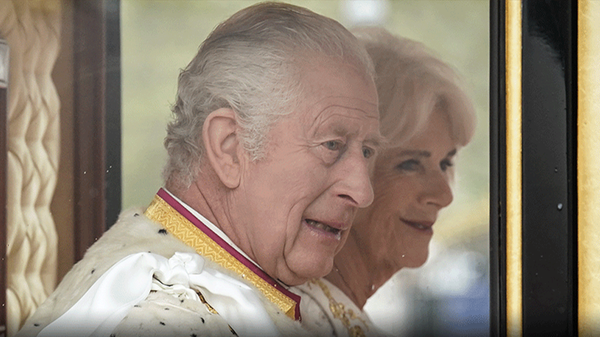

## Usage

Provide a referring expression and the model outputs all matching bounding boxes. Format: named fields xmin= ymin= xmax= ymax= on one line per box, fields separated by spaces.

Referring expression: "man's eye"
xmin=396 ymin=159 xmax=420 ymax=171
xmin=323 ymin=140 xmax=342 ymax=151
xmin=440 ymin=159 xmax=454 ymax=171
xmin=362 ymin=147 xmax=375 ymax=159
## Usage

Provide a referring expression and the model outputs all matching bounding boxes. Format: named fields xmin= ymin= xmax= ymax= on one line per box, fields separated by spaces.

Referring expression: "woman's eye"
xmin=440 ymin=159 xmax=454 ymax=171
xmin=396 ymin=159 xmax=420 ymax=171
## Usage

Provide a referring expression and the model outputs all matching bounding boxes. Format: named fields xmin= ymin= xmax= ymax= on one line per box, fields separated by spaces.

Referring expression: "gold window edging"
xmin=506 ymin=1 xmax=523 ymax=336
xmin=578 ymin=0 xmax=600 ymax=335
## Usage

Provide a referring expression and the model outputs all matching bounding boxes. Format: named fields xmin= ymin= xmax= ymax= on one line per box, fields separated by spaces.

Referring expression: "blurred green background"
xmin=121 ymin=1 xmax=489 ymax=335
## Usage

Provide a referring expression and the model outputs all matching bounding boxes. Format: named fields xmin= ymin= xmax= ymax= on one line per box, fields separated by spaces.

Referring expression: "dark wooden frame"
xmin=489 ymin=0 xmax=505 ymax=335
xmin=72 ymin=0 xmax=121 ymax=261
xmin=521 ymin=1 xmax=577 ymax=334
xmin=490 ymin=0 xmax=578 ymax=336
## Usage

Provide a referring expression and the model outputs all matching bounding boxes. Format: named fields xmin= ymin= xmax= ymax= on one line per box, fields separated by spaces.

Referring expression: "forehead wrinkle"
xmin=313 ymin=105 xmax=378 ymax=122
xmin=305 ymin=93 xmax=378 ymax=119
xmin=311 ymin=94 xmax=378 ymax=112
xmin=310 ymin=107 xmax=379 ymax=138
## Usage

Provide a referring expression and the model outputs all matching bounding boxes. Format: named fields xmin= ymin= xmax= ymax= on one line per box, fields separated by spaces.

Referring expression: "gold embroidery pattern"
xmin=197 ymin=290 xmax=219 ymax=315
xmin=197 ymin=290 xmax=238 ymax=335
xmin=309 ymin=279 xmax=367 ymax=337
xmin=144 ymin=195 xmax=298 ymax=320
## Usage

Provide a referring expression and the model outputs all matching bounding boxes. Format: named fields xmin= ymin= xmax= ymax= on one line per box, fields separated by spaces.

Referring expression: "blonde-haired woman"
xmin=295 ymin=27 xmax=477 ymax=337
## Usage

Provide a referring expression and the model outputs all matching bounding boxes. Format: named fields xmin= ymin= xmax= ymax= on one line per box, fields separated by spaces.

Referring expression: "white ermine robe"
xmin=16 ymin=189 xmax=308 ymax=337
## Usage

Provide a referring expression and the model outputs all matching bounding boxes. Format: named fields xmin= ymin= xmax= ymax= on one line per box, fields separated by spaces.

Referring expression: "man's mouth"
xmin=305 ymin=219 xmax=342 ymax=239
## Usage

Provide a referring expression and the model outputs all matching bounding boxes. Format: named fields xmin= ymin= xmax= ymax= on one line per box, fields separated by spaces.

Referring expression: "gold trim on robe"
xmin=144 ymin=190 xmax=301 ymax=321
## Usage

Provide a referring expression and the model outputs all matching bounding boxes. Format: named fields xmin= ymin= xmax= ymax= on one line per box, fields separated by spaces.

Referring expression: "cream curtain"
xmin=0 ymin=0 xmax=62 ymax=335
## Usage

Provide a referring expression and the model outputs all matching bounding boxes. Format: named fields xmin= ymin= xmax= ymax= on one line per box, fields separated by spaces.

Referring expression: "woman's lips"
xmin=402 ymin=219 xmax=434 ymax=233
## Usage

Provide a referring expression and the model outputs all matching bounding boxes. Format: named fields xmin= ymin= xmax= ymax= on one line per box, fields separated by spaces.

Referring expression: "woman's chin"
xmin=402 ymin=252 xmax=429 ymax=269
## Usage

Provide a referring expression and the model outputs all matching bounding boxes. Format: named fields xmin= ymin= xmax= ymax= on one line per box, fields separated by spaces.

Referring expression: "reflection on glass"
xmin=122 ymin=1 xmax=489 ymax=335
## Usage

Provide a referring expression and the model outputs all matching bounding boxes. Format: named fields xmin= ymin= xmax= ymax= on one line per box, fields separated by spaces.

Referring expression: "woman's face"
xmin=353 ymin=109 xmax=456 ymax=271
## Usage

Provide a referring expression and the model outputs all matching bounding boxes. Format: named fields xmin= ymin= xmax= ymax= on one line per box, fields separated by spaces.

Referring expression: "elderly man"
xmin=17 ymin=2 xmax=381 ymax=336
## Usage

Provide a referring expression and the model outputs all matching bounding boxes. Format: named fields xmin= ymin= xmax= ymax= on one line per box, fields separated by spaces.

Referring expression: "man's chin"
xmin=280 ymin=258 xmax=334 ymax=286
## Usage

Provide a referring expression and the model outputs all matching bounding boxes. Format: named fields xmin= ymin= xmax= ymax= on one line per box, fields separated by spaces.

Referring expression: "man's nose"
xmin=335 ymin=150 xmax=375 ymax=208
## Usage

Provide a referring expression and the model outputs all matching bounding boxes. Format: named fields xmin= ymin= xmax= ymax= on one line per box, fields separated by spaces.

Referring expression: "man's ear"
xmin=202 ymin=108 xmax=243 ymax=189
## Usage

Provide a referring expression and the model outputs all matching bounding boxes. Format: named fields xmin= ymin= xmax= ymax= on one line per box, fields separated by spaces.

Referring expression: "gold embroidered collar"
xmin=144 ymin=188 xmax=301 ymax=321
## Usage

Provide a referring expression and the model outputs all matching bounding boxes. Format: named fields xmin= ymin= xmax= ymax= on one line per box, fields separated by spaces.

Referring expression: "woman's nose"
xmin=419 ymin=172 xmax=453 ymax=209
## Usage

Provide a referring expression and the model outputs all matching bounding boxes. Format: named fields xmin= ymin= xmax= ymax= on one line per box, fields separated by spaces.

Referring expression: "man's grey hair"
xmin=163 ymin=2 xmax=375 ymax=189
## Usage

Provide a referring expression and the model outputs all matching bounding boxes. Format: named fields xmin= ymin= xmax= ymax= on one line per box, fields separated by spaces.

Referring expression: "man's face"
xmin=230 ymin=59 xmax=380 ymax=286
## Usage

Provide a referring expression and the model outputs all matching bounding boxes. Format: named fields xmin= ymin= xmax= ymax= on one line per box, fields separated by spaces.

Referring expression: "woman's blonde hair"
xmin=353 ymin=26 xmax=476 ymax=148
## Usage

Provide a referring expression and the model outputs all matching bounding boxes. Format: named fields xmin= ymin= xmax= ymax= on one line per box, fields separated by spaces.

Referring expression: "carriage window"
xmin=121 ymin=1 xmax=490 ymax=335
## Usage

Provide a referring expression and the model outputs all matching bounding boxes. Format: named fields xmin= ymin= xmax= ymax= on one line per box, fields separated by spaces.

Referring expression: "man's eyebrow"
xmin=329 ymin=125 xmax=384 ymax=150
